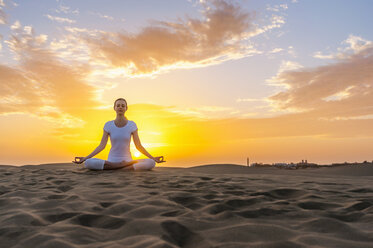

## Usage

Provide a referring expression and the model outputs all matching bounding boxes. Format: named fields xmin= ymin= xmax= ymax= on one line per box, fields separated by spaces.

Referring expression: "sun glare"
xmin=134 ymin=151 xmax=141 ymax=158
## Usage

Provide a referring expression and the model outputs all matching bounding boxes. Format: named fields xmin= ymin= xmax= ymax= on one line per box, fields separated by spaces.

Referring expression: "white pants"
xmin=84 ymin=158 xmax=155 ymax=171
xmin=132 ymin=159 xmax=156 ymax=171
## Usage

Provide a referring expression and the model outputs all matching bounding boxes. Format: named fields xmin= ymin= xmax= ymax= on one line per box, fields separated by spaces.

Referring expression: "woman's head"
xmin=113 ymin=98 xmax=128 ymax=114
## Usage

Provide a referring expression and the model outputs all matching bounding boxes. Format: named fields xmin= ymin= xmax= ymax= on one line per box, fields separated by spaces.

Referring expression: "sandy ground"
xmin=0 ymin=163 xmax=372 ymax=248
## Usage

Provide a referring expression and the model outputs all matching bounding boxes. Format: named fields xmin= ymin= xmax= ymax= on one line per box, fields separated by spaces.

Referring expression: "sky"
xmin=0 ymin=0 xmax=373 ymax=167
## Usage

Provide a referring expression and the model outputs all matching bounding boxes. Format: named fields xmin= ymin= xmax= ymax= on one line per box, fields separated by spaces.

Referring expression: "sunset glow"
xmin=0 ymin=0 xmax=372 ymax=167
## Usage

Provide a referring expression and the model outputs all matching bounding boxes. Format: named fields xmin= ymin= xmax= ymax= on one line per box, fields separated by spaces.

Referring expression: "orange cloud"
xmin=269 ymin=36 xmax=373 ymax=120
xmin=0 ymin=22 xmax=102 ymax=127
xmin=44 ymin=14 xmax=76 ymax=24
xmin=0 ymin=1 xmax=6 ymax=25
xmin=85 ymin=0 xmax=258 ymax=75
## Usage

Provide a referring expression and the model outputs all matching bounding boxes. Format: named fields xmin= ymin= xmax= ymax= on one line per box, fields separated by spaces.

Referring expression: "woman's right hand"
xmin=73 ymin=157 xmax=87 ymax=164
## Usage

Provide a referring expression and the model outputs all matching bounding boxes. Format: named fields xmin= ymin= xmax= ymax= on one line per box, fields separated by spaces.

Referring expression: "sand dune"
xmin=0 ymin=163 xmax=372 ymax=247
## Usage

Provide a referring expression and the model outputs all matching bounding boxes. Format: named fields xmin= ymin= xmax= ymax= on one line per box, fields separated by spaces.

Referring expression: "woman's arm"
xmin=85 ymin=130 xmax=109 ymax=159
xmin=132 ymin=130 xmax=155 ymax=160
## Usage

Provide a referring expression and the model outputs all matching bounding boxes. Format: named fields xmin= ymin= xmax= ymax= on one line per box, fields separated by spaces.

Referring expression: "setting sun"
xmin=133 ymin=151 xmax=141 ymax=158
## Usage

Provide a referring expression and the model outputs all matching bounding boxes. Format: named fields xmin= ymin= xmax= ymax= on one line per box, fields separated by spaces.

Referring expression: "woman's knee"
xmin=133 ymin=159 xmax=155 ymax=171
xmin=84 ymin=158 xmax=105 ymax=170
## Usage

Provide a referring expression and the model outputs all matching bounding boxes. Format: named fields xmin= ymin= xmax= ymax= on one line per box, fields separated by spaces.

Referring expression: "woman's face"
xmin=114 ymin=100 xmax=127 ymax=114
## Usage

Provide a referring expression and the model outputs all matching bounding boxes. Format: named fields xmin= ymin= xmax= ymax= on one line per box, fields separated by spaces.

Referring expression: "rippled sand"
xmin=0 ymin=163 xmax=372 ymax=247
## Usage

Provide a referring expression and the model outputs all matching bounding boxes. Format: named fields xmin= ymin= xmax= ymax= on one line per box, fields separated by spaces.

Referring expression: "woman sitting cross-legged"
xmin=73 ymin=97 xmax=165 ymax=171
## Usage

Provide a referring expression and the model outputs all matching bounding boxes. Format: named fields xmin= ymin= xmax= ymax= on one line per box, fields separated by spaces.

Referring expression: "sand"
xmin=0 ymin=163 xmax=372 ymax=248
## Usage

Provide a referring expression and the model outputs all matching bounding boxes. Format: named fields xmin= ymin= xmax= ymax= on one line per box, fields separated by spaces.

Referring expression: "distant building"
xmin=274 ymin=163 xmax=287 ymax=166
xmin=250 ymin=162 xmax=271 ymax=167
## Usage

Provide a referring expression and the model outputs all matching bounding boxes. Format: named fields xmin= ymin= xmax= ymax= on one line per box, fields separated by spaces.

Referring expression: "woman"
xmin=73 ymin=98 xmax=165 ymax=171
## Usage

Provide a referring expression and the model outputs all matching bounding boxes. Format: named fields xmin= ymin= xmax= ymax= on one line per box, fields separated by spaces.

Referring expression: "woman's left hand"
xmin=153 ymin=156 xmax=165 ymax=163
xmin=73 ymin=157 xmax=87 ymax=164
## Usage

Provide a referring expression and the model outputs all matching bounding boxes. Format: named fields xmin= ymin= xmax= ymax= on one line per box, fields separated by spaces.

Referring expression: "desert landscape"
xmin=0 ymin=163 xmax=372 ymax=247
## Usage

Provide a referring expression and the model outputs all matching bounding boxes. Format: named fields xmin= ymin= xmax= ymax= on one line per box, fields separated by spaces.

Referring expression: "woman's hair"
xmin=114 ymin=98 xmax=128 ymax=109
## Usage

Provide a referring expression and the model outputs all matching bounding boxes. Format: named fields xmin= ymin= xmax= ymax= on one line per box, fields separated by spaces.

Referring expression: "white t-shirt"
xmin=103 ymin=120 xmax=138 ymax=162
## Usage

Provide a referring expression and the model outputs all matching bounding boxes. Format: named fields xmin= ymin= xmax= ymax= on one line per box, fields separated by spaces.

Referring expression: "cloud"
xmin=89 ymin=11 xmax=114 ymax=21
xmin=0 ymin=22 xmax=102 ymax=127
xmin=0 ymin=0 xmax=19 ymax=24
xmin=268 ymin=35 xmax=373 ymax=120
xmin=0 ymin=4 xmax=6 ymax=24
xmin=249 ymin=13 xmax=286 ymax=37
xmin=313 ymin=51 xmax=334 ymax=59
xmin=55 ymin=4 xmax=79 ymax=15
xmin=313 ymin=35 xmax=372 ymax=60
xmin=166 ymin=105 xmax=235 ymax=119
xmin=236 ymin=97 xmax=267 ymax=102
xmin=266 ymin=60 xmax=303 ymax=89
xmin=10 ymin=19 xmax=20 ymax=29
xmin=45 ymin=14 xmax=76 ymax=24
xmin=268 ymin=47 xmax=283 ymax=54
xmin=266 ymin=4 xmax=288 ymax=12
xmin=85 ymin=0 xmax=260 ymax=75
xmin=0 ymin=65 xmax=43 ymax=113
